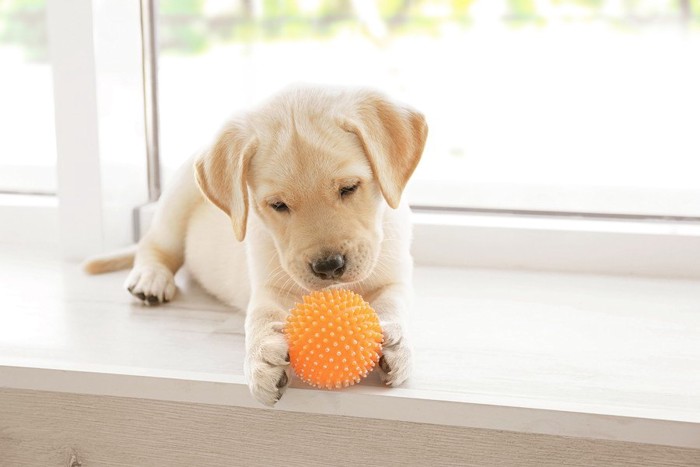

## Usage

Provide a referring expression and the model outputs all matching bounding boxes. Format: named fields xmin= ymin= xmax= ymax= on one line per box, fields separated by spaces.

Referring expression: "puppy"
xmin=84 ymin=85 xmax=428 ymax=406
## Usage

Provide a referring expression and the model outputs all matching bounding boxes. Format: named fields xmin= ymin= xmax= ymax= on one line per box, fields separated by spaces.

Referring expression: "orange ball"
xmin=285 ymin=289 xmax=383 ymax=390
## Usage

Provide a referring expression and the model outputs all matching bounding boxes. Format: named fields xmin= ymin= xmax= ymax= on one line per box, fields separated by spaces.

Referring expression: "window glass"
xmin=157 ymin=0 xmax=700 ymax=217
xmin=0 ymin=0 xmax=56 ymax=194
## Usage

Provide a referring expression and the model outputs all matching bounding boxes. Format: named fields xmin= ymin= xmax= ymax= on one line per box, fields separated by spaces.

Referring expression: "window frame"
xmin=1 ymin=0 xmax=151 ymax=259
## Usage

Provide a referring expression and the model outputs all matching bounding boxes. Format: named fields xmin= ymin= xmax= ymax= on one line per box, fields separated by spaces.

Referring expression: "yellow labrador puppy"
xmin=85 ymin=85 xmax=428 ymax=406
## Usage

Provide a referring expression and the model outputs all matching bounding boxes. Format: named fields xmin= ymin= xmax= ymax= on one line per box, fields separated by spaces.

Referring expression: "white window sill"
xmin=0 ymin=245 xmax=698 ymax=449
xmin=0 ymin=194 xmax=58 ymax=246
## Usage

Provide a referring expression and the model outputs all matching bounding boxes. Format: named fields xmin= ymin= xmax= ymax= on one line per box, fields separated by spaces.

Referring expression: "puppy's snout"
xmin=310 ymin=254 xmax=346 ymax=280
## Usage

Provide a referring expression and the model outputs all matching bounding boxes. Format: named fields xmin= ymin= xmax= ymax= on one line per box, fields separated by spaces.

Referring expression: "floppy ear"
xmin=194 ymin=119 xmax=257 ymax=241
xmin=340 ymin=92 xmax=428 ymax=208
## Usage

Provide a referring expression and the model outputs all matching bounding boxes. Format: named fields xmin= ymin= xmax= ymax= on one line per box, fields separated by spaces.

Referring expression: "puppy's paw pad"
xmin=378 ymin=346 xmax=412 ymax=387
xmin=379 ymin=355 xmax=391 ymax=374
xmin=125 ymin=265 xmax=176 ymax=305
xmin=277 ymin=371 xmax=289 ymax=388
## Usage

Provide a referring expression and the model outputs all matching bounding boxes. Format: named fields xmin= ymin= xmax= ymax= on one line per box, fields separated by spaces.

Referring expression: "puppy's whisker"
xmin=266 ymin=269 xmax=290 ymax=292
xmin=270 ymin=271 xmax=290 ymax=292
xmin=279 ymin=275 xmax=299 ymax=298
xmin=261 ymin=256 xmax=283 ymax=278
xmin=264 ymin=266 xmax=285 ymax=286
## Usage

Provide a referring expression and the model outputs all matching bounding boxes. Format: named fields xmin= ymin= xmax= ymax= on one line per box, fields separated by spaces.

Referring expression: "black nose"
xmin=310 ymin=254 xmax=346 ymax=280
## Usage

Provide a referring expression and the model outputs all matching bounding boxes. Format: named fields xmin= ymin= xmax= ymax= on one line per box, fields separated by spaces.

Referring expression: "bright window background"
xmin=0 ymin=0 xmax=56 ymax=194
xmin=155 ymin=1 xmax=698 ymax=218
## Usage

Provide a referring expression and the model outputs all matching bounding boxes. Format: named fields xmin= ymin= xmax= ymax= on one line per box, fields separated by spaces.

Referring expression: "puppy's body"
xmin=86 ymin=86 xmax=427 ymax=406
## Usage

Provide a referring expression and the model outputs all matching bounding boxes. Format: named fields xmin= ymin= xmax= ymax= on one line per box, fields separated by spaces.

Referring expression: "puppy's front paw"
xmin=377 ymin=322 xmax=412 ymax=387
xmin=124 ymin=264 xmax=176 ymax=305
xmin=245 ymin=323 xmax=291 ymax=406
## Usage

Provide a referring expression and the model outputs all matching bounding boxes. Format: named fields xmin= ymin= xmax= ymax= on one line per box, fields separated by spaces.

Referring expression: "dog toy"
xmin=285 ymin=289 xmax=383 ymax=389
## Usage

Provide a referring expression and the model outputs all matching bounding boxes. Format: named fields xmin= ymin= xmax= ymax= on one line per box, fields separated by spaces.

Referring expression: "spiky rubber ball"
xmin=285 ymin=289 xmax=383 ymax=390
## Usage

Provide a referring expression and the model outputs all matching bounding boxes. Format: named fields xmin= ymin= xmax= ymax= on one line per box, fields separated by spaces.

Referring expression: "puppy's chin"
xmin=305 ymin=276 xmax=363 ymax=292
xmin=288 ymin=274 xmax=361 ymax=293
xmin=286 ymin=259 xmax=378 ymax=293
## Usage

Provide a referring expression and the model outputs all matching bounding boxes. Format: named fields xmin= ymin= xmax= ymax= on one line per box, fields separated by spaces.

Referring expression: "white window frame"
xmin=1 ymin=0 xmax=699 ymax=279
xmin=3 ymin=0 xmax=151 ymax=257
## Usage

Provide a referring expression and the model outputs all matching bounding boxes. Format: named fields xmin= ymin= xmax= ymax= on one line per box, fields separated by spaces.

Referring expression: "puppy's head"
xmin=195 ymin=87 xmax=427 ymax=291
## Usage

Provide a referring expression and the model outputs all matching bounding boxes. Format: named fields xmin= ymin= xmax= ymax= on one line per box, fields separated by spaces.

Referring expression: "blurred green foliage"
xmin=156 ymin=0 xmax=700 ymax=55
xmin=161 ymin=0 xmax=207 ymax=14
xmin=0 ymin=0 xmax=48 ymax=61
xmin=1 ymin=0 xmax=699 ymax=60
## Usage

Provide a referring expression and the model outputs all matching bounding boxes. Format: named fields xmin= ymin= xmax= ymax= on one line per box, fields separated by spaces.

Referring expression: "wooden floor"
xmin=1 ymin=245 xmax=699 ymax=449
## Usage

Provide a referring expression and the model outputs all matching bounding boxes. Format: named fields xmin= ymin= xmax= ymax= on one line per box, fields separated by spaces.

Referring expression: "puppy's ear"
xmin=341 ymin=92 xmax=428 ymax=208
xmin=194 ymin=119 xmax=257 ymax=241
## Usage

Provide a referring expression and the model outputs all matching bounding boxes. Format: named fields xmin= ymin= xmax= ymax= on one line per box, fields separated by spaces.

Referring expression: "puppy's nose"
xmin=310 ymin=254 xmax=346 ymax=280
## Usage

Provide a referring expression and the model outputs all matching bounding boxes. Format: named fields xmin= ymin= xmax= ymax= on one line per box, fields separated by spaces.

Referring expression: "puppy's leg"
xmin=126 ymin=156 xmax=202 ymax=305
xmin=244 ymin=288 xmax=295 ymax=406
xmin=366 ymin=283 xmax=414 ymax=387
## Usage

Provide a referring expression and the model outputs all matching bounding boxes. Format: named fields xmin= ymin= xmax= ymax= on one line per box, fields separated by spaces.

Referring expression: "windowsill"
xmin=0 ymin=194 xmax=58 ymax=246
xmin=0 ymin=245 xmax=698 ymax=449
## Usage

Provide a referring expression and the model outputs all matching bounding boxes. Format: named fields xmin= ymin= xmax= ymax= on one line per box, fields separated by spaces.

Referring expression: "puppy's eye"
xmin=340 ymin=183 xmax=359 ymax=198
xmin=270 ymin=201 xmax=289 ymax=212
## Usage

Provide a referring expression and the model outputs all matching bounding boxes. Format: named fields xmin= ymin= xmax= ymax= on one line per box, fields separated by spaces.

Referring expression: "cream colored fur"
xmin=84 ymin=85 xmax=428 ymax=406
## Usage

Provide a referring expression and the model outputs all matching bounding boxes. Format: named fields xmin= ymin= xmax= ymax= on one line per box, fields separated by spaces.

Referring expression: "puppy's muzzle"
xmin=310 ymin=254 xmax=346 ymax=280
